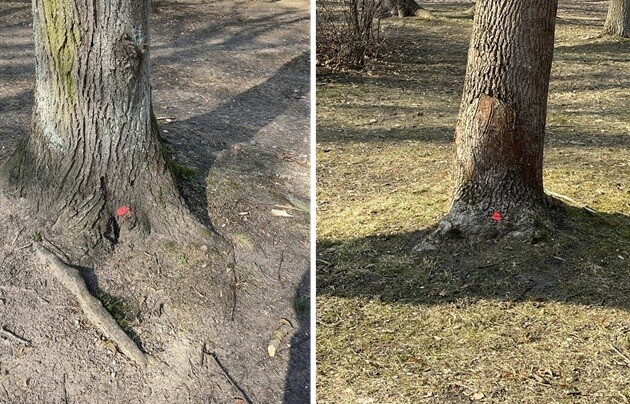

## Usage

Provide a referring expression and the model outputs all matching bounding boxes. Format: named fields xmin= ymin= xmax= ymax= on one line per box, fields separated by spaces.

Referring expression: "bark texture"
xmin=442 ymin=0 xmax=558 ymax=237
xmin=0 ymin=0 xmax=204 ymax=255
xmin=604 ymin=0 xmax=630 ymax=37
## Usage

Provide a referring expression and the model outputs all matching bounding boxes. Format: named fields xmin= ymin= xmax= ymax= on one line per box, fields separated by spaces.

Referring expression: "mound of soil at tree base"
xmin=0 ymin=0 xmax=310 ymax=402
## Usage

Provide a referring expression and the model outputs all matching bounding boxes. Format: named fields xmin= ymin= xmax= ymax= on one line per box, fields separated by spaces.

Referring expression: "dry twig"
xmin=208 ymin=352 xmax=253 ymax=404
xmin=612 ymin=345 xmax=630 ymax=367
xmin=0 ymin=326 xmax=31 ymax=346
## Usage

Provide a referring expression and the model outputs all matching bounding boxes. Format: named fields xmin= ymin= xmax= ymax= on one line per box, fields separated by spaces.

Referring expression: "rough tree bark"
xmin=604 ymin=0 xmax=630 ymax=37
xmin=0 ymin=0 xmax=206 ymax=257
xmin=439 ymin=0 xmax=559 ymax=238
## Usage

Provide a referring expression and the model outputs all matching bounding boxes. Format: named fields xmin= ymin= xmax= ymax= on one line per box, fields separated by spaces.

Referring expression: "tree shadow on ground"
xmin=556 ymin=17 xmax=606 ymax=27
xmin=151 ymin=6 xmax=308 ymax=65
xmin=318 ymin=204 xmax=630 ymax=310
xmin=0 ymin=2 xmax=29 ymax=20
xmin=555 ymin=40 xmax=630 ymax=62
xmin=0 ymin=90 xmax=32 ymax=162
xmin=316 ymin=123 xmax=454 ymax=144
xmin=283 ymin=270 xmax=311 ymax=404
xmin=160 ymin=51 xmax=309 ymax=228
xmin=0 ymin=90 xmax=32 ymax=114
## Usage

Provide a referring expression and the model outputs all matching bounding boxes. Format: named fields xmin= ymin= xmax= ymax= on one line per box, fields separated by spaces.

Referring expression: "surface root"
xmin=35 ymin=243 xmax=148 ymax=369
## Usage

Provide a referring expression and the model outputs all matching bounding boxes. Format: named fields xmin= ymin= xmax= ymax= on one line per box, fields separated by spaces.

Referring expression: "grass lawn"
xmin=316 ymin=1 xmax=630 ymax=402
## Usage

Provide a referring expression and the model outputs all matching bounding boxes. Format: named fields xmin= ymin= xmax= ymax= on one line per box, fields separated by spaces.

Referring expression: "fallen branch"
xmin=0 ymin=326 xmax=32 ymax=346
xmin=224 ymin=239 xmax=239 ymax=322
xmin=62 ymin=373 xmax=68 ymax=404
xmin=35 ymin=243 xmax=148 ymax=368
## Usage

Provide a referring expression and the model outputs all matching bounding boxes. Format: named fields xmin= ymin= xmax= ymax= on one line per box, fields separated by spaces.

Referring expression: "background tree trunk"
xmin=441 ymin=0 xmax=558 ymax=237
xmin=0 ymin=0 xmax=201 ymax=256
xmin=380 ymin=0 xmax=423 ymax=18
xmin=604 ymin=0 xmax=630 ymax=37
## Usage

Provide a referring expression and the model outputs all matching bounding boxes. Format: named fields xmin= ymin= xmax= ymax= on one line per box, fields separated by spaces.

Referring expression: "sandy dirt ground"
xmin=0 ymin=0 xmax=310 ymax=403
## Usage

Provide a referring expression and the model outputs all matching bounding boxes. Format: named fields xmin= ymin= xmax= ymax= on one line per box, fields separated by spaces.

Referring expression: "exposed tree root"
xmin=415 ymin=8 xmax=435 ymax=20
xmin=35 ymin=243 xmax=148 ymax=369
xmin=464 ymin=3 xmax=476 ymax=15
xmin=443 ymin=4 xmax=476 ymax=19
xmin=545 ymin=189 xmax=598 ymax=215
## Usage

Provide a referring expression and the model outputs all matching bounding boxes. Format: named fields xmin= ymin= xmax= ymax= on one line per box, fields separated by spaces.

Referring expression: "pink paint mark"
xmin=491 ymin=211 xmax=502 ymax=222
xmin=115 ymin=205 xmax=131 ymax=217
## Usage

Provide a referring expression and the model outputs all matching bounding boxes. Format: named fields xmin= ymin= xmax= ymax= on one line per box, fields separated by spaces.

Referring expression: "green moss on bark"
xmin=42 ymin=0 xmax=78 ymax=105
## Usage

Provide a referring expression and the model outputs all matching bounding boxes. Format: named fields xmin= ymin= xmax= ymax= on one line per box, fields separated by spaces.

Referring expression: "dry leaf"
xmin=267 ymin=319 xmax=294 ymax=357
xmin=271 ymin=209 xmax=292 ymax=217
xmin=268 ymin=341 xmax=279 ymax=357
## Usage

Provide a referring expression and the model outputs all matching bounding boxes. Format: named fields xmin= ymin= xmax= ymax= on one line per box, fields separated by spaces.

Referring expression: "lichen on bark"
xmin=41 ymin=0 xmax=78 ymax=105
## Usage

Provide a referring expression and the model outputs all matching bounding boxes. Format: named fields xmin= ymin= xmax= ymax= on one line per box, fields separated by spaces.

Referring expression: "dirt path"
xmin=0 ymin=1 xmax=310 ymax=403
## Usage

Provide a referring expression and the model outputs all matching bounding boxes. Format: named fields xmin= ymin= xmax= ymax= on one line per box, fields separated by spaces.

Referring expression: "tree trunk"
xmin=604 ymin=0 xmax=630 ymax=37
xmin=380 ymin=0 xmax=423 ymax=18
xmin=0 ymin=0 xmax=202 ymax=256
xmin=441 ymin=0 xmax=558 ymax=238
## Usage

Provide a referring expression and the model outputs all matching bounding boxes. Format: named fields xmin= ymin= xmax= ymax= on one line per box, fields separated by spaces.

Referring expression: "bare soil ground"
xmin=0 ymin=1 xmax=310 ymax=403
xmin=317 ymin=0 xmax=629 ymax=402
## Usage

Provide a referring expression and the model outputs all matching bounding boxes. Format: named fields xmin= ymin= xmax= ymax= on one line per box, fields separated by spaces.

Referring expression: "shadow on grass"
xmin=0 ymin=2 xmax=29 ymax=20
xmin=555 ymin=40 xmax=630 ymax=63
xmin=318 ymin=204 xmax=630 ymax=309
xmin=316 ymin=123 xmax=454 ymax=143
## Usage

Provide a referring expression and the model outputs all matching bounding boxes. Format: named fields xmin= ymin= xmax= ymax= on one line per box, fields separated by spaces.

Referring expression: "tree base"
xmin=0 ymin=150 xmax=228 ymax=264
xmin=415 ymin=199 xmax=553 ymax=252
xmin=603 ymin=26 xmax=630 ymax=37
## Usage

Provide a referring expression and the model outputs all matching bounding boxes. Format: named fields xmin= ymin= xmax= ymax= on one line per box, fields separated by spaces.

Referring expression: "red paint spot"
xmin=491 ymin=211 xmax=502 ymax=222
xmin=115 ymin=206 xmax=131 ymax=217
